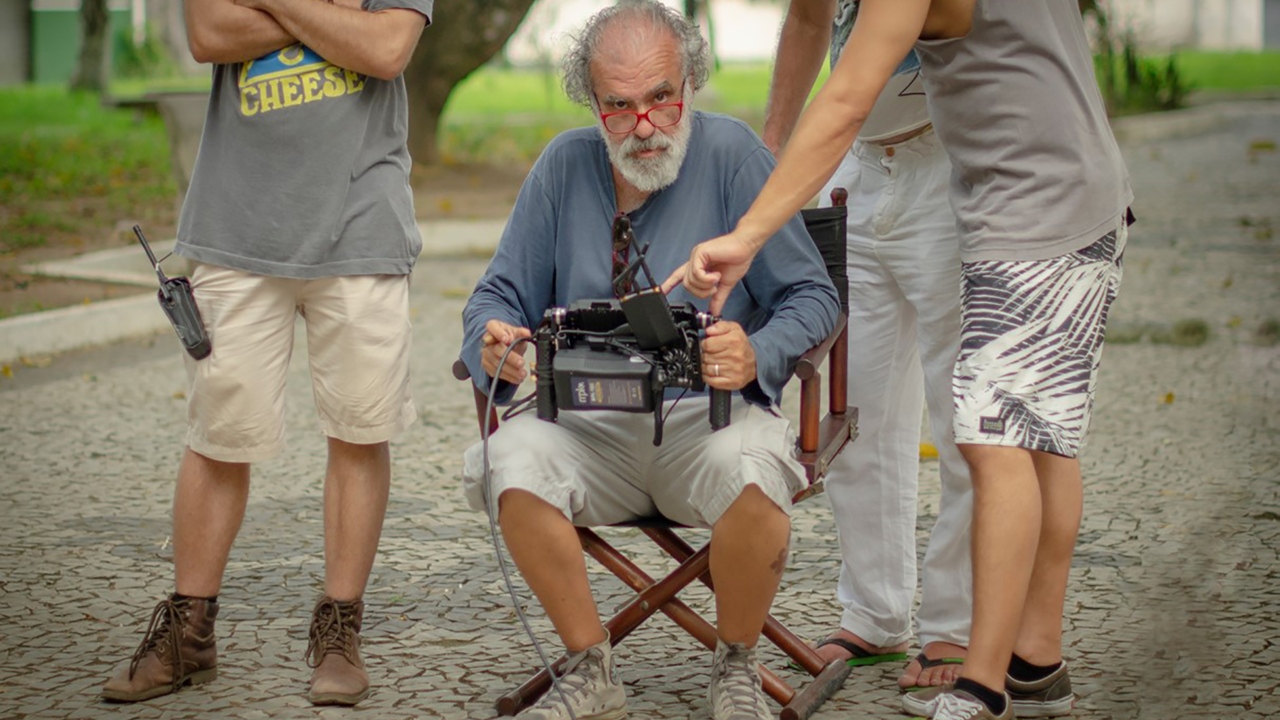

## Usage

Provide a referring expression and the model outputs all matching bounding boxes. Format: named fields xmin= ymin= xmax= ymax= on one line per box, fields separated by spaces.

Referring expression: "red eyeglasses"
xmin=596 ymin=83 xmax=687 ymax=134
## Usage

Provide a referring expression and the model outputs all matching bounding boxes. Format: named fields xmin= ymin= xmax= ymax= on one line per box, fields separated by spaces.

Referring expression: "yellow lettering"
xmin=344 ymin=69 xmax=366 ymax=94
xmin=259 ymin=78 xmax=283 ymax=113
xmin=324 ymin=66 xmax=347 ymax=98
xmin=240 ymin=84 xmax=259 ymax=116
xmin=301 ymin=71 xmax=323 ymax=103
xmin=279 ymin=75 xmax=303 ymax=107
xmin=278 ymin=44 xmax=305 ymax=66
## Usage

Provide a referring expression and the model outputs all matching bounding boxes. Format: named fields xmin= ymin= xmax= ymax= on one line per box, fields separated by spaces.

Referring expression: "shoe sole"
xmin=308 ymin=687 xmax=372 ymax=706
xmin=1012 ymin=694 xmax=1076 ymax=717
xmin=900 ymin=692 xmax=938 ymax=716
xmin=101 ymin=667 xmax=218 ymax=703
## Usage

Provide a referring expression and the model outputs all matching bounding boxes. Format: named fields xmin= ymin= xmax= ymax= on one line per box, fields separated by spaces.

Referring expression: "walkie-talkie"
xmin=134 ymin=225 xmax=212 ymax=360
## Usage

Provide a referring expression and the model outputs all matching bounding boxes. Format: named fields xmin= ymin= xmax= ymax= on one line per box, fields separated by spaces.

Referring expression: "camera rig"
xmin=534 ymin=216 xmax=731 ymax=445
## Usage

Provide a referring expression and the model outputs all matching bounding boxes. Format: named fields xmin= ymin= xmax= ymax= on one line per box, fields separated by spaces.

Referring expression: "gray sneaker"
xmin=708 ymin=640 xmax=771 ymax=720
xmin=1007 ymin=662 xmax=1075 ymax=717
xmin=930 ymin=689 xmax=1013 ymax=720
xmin=516 ymin=638 xmax=627 ymax=720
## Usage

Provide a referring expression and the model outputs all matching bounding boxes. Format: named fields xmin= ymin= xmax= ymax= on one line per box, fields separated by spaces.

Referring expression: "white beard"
xmin=600 ymin=100 xmax=694 ymax=194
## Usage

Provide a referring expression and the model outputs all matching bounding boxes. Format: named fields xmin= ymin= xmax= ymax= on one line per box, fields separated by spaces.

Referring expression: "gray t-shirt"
xmin=915 ymin=0 xmax=1132 ymax=262
xmin=175 ymin=0 xmax=433 ymax=279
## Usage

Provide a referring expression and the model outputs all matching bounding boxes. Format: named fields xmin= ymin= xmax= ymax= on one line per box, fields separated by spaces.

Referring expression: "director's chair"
xmin=453 ymin=189 xmax=855 ymax=719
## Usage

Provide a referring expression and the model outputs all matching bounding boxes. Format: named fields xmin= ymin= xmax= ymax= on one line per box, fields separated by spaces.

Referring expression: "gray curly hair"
xmin=561 ymin=0 xmax=710 ymax=108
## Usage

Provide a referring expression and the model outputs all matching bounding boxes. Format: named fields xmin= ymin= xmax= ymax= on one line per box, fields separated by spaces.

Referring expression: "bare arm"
xmin=185 ymin=0 xmax=297 ymax=65
xmin=666 ymin=0 xmax=943 ymax=313
xmin=236 ymin=0 xmax=427 ymax=81
xmin=736 ymin=0 xmax=937 ymax=253
xmin=762 ymin=0 xmax=835 ymax=155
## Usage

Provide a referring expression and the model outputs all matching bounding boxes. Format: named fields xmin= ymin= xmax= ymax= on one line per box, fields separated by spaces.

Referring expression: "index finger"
xmin=661 ymin=263 xmax=688 ymax=295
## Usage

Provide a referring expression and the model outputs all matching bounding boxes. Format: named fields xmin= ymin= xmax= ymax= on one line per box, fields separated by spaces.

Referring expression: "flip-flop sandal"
xmin=901 ymin=651 xmax=966 ymax=691
xmin=787 ymin=636 xmax=909 ymax=671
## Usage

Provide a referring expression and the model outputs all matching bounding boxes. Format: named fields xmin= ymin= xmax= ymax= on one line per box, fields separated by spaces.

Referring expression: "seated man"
xmin=456 ymin=2 xmax=839 ymax=719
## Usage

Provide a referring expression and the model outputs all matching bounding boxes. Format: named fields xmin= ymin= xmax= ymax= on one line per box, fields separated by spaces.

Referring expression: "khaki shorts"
xmin=185 ymin=263 xmax=416 ymax=463
xmin=460 ymin=398 xmax=806 ymax=528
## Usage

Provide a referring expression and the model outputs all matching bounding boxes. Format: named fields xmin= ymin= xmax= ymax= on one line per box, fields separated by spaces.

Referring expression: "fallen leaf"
xmin=1162 ymin=392 xmax=1175 ymax=404
xmin=919 ymin=443 xmax=938 ymax=459
xmin=1 ymin=365 xmax=11 ymax=378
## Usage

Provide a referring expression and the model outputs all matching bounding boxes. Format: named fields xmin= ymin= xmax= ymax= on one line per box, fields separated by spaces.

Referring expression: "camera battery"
xmin=553 ymin=346 xmax=655 ymax=412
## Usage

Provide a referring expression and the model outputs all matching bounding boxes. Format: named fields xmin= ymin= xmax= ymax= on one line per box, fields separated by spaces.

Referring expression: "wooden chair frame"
xmin=453 ymin=191 xmax=855 ymax=720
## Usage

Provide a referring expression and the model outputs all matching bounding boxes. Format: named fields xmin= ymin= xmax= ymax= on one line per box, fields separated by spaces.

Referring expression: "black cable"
xmin=501 ymin=391 xmax=538 ymax=421
xmin=482 ymin=339 xmax=579 ymax=720
xmin=662 ymin=388 xmax=689 ymax=424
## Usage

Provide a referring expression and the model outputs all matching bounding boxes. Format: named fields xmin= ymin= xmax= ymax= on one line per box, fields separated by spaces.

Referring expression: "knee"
xmin=957 ymin=443 xmax=1034 ymax=485
xmin=719 ymin=485 xmax=789 ymax=529
xmin=497 ymin=489 xmax=572 ymax=532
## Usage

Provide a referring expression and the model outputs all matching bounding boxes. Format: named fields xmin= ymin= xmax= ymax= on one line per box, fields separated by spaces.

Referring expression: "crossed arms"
xmin=185 ymin=0 xmax=428 ymax=80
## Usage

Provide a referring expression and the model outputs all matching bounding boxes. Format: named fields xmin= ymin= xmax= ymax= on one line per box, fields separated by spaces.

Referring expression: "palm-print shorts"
xmin=952 ymin=221 xmax=1127 ymax=458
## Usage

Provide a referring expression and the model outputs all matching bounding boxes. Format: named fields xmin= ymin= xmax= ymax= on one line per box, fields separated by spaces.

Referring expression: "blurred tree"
xmin=683 ymin=0 xmax=720 ymax=70
xmin=70 ymin=0 xmax=109 ymax=92
xmin=404 ymin=0 xmax=539 ymax=166
xmin=156 ymin=0 xmax=203 ymax=74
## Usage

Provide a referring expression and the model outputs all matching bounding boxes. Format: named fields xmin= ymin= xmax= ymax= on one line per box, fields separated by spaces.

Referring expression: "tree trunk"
xmin=157 ymin=0 xmax=202 ymax=74
xmin=403 ymin=0 xmax=539 ymax=167
xmin=70 ymin=0 xmax=110 ymax=92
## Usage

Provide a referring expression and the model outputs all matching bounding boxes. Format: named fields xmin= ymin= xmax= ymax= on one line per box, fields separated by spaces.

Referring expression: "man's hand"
xmin=700 ymin=321 xmax=756 ymax=391
xmin=481 ymin=320 xmax=533 ymax=385
xmin=662 ymin=231 xmax=758 ymax=316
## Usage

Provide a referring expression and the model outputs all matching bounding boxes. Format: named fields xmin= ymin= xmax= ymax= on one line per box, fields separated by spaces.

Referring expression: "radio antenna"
xmin=612 ymin=214 xmax=662 ymax=293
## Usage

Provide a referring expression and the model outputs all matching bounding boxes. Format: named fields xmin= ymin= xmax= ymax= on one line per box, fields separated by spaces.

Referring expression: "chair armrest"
xmin=452 ymin=358 xmax=472 ymax=382
xmin=795 ymin=313 xmax=847 ymax=381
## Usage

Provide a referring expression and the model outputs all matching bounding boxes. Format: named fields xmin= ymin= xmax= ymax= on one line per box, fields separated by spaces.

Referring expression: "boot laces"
xmin=128 ymin=598 xmax=189 ymax=689
xmin=305 ymin=597 xmax=360 ymax=668
xmin=529 ymin=651 xmax=600 ymax=714
xmin=712 ymin=648 xmax=768 ymax=717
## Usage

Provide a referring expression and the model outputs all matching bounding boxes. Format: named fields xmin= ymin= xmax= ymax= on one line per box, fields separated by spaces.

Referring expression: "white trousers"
xmin=819 ymin=130 xmax=973 ymax=648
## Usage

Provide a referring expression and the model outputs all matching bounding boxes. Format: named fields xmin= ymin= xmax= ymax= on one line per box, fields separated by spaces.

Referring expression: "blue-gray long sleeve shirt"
xmin=461 ymin=112 xmax=839 ymax=408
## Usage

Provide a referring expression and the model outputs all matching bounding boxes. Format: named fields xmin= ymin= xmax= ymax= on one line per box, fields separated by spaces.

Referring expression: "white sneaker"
xmin=929 ymin=689 xmax=1013 ymax=720
xmin=516 ymin=639 xmax=627 ymax=720
xmin=708 ymin=640 xmax=772 ymax=720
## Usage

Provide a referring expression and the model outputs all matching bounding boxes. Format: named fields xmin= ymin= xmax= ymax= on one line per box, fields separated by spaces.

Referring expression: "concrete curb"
xmin=1109 ymin=104 xmax=1225 ymax=144
xmin=0 ymin=293 xmax=171 ymax=364
xmin=0 ymin=219 xmax=509 ymax=364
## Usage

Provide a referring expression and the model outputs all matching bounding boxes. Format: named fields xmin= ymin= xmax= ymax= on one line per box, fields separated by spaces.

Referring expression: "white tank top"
xmin=830 ymin=0 xmax=932 ymax=142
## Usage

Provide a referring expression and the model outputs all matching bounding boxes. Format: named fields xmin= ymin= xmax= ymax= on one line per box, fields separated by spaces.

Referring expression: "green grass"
xmin=1172 ymin=51 xmax=1280 ymax=91
xmin=434 ymin=63 xmax=816 ymax=162
xmin=4 ymin=49 xmax=1271 ymax=218
xmin=0 ymin=86 xmax=176 ymax=253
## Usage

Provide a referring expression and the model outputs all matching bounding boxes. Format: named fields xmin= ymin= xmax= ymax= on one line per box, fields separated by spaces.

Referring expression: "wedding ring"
xmin=713 ymin=363 xmax=720 ymax=377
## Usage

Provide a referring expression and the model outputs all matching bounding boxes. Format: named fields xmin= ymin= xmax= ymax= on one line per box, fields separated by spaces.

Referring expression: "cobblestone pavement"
xmin=1 ymin=102 xmax=1278 ymax=720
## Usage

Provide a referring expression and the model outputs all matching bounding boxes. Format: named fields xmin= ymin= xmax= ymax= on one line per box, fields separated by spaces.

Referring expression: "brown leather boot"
xmin=305 ymin=596 xmax=369 ymax=705
xmin=101 ymin=596 xmax=218 ymax=702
